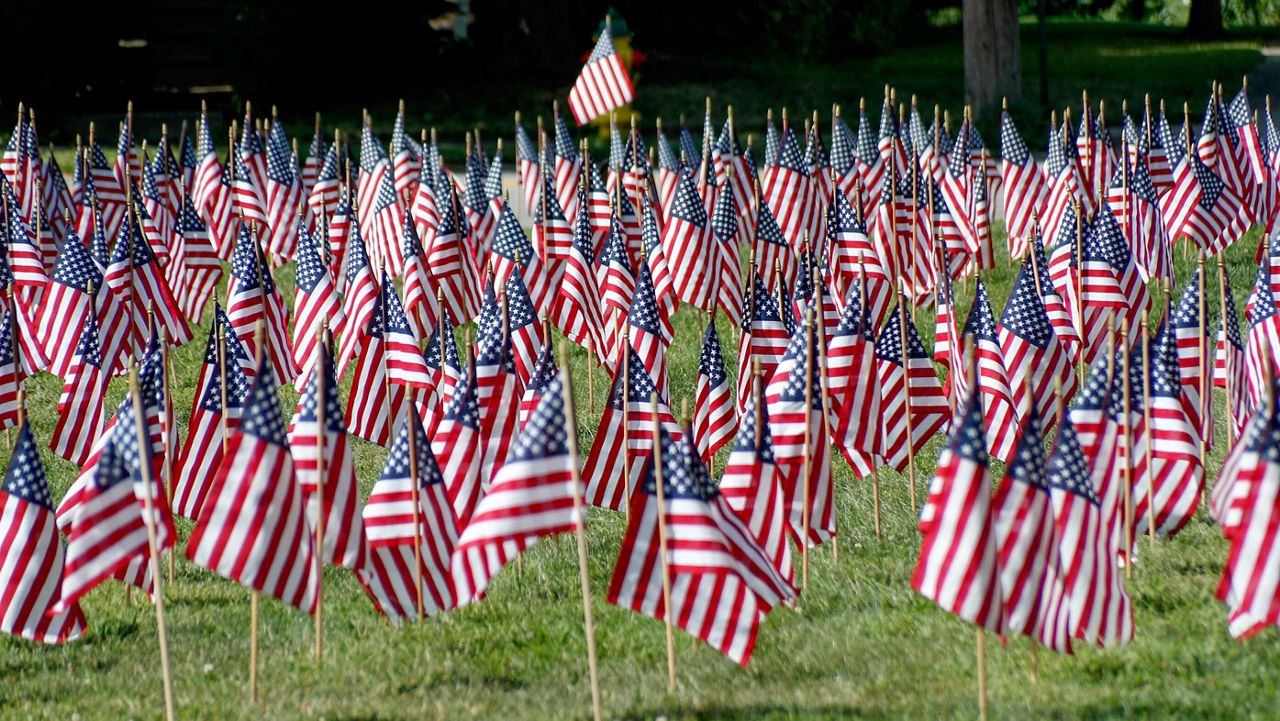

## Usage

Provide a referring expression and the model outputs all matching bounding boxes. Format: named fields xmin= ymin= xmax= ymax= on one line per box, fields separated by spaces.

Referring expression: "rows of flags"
xmin=1 ymin=74 xmax=1280 ymax=670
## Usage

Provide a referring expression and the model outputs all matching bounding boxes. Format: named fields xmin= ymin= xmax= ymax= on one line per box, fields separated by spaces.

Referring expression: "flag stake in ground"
xmin=314 ymin=319 xmax=327 ymax=660
xmin=160 ymin=325 xmax=177 ymax=584
xmin=1217 ymin=257 xmax=1236 ymax=446
xmin=800 ymin=303 xmax=816 ymax=591
xmin=1120 ymin=316 xmax=1135 ymax=577
xmin=1140 ymin=311 xmax=1156 ymax=547
xmin=127 ymin=367 xmax=177 ymax=721
xmin=406 ymin=389 xmax=427 ymax=621
xmin=650 ymin=392 xmax=678 ymax=692
xmin=558 ymin=340 xmax=604 ymax=721
xmin=898 ymin=282 xmax=918 ymax=509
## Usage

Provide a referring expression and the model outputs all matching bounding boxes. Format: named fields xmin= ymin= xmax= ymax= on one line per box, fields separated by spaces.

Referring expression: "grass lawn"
xmin=0 ymin=214 xmax=1277 ymax=720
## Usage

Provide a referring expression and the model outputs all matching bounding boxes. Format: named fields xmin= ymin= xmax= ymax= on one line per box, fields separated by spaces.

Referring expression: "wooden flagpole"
xmin=809 ymin=243 xmax=837 ymax=563
xmin=406 ymin=377 xmax=427 ymax=621
xmin=1197 ymin=254 xmax=1210 ymax=463
xmin=158 ymin=324 xmax=177 ymax=585
xmin=899 ymin=281 xmax=918 ymax=510
xmin=558 ymin=340 xmax=604 ymax=721
xmin=1119 ymin=316 xmax=1134 ymax=578
xmin=857 ymin=255 xmax=881 ymax=540
xmin=621 ymin=325 xmax=632 ymax=522
xmin=127 ymin=366 xmax=177 ymax=721
xmin=1140 ymin=311 xmax=1156 ymax=546
xmin=650 ymin=392 xmax=678 ymax=693
xmin=1073 ymin=194 xmax=1085 ymax=387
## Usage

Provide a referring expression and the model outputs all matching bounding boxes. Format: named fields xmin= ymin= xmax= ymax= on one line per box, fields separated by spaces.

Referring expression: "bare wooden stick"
xmin=650 ymin=392 xmax=677 ymax=693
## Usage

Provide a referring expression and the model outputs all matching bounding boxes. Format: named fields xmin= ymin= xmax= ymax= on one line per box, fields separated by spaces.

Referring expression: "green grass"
xmin=0 ymin=218 xmax=1277 ymax=720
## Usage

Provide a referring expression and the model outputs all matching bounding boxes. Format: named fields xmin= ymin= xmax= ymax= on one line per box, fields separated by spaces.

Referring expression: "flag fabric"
xmin=961 ymin=280 xmax=1020 ymax=463
xmin=1247 ymin=264 xmax=1280 ymax=411
xmin=362 ymin=410 xmax=459 ymax=621
xmin=345 ymin=285 xmax=409 ymax=448
xmin=711 ymin=172 xmax=745 ymax=325
xmin=552 ymin=181 xmax=607 ymax=361
xmin=225 ymin=223 xmax=294 ymax=384
xmin=736 ymin=271 xmax=791 ymax=419
xmin=693 ymin=319 xmax=737 ymax=463
xmin=1078 ymin=206 xmax=1149 ymax=364
xmin=433 ymin=357 xmax=485 ymax=527
xmin=518 ymin=345 xmax=558 ymax=429
xmin=661 ymin=164 xmax=713 ymax=310
xmin=173 ymin=195 xmax=223 ymax=323
xmin=567 ymin=24 xmax=635 ymax=125
xmin=1047 ymin=416 xmax=1135 ymax=648
xmin=35 ymin=227 xmax=101 ymax=379
xmin=186 ymin=355 xmax=318 ymax=614
xmin=991 ymin=404 xmax=1073 ymax=653
xmin=582 ymin=350 xmax=681 ymax=511
xmin=1001 ymin=110 xmax=1048 ymax=258
xmin=627 ymin=262 xmax=673 ymax=397
xmin=288 ymin=344 xmax=366 ymax=571
xmin=491 ymin=200 xmax=552 ymax=316
xmin=263 ymin=120 xmax=302 ymax=259
xmin=0 ymin=422 xmax=86 ymax=643
xmin=452 ymin=375 xmax=580 ymax=604
xmin=473 ymin=286 xmax=521 ymax=487
xmin=191 ymin=110 xmax=235 ymax=256
xmin=336 ymin=221 xmax=379 ymax=378
xmin=423 ymin=309 xmax=464 ymax=418
xmin=378 ymin=269 xmax=432 ymax=390
xmin=912 ymin=383 xmax=1004 ymax=633
xmin=828 ymin=276 xmax=882 ymax=477
xmin=1168 ymin=268 xmax=1212 ymax=444
xmin=608 ymin=424 xmax=797 ymax=667
xmin=401 ymin=212 xmax=438 ymax=340
xmin=49 ymin=312 xmax=108 ymax=466
xmin=765 ymin=310 xmax=836 ymax=547
xmin=171 ymin=308 xmax=253 ymax=520
xmin=763 ymin=125 xmax=812 ymax=252
xmin=1162 ymin=153 xmax=1248 ymax=257
xmin=877 ymin=306 xmax=950 ymax=471
xmin=1217 ymin=271 xmax=1250 ymax=440
xmin=503 ymin=270 xmax=546 ymax=389
xmin=292 ymin=222 xmax=344 ymax=390
xmin=719 ymin=380 xmax=794 ymax=583
xmin=58 ymin=396 xmax=174 ymax=612
xmin=999 ymin=260 xmax=1078 ymax=430
xmin=390 ymin=108 xmax=420 ymax=200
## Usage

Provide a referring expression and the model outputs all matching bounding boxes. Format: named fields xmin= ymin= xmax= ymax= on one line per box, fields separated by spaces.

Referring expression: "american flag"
xmin=357 ymin=121 xmax=389 ymax=230
xmin=552 ymin=181 xmax=607 ymax=362
xmin=363 ymin=408 xmax=459 ymax=620
xmin=433 ymin=355 xmax=484 ymax=527
xmin=514 ymin=116 xmax=541 ymax=217
xmin=1000 ymin=110 xmax=1048 ymax=259
xmin=991 ymin=405 xmax=1073 ymax=653
xmin=752 ymin=195 xmax=795 ymax=294
xmin=661 ymin=164 xmax=713 ymax=310
xmin=608 ymin=424 xmax=797 ymax=667
xmin=49 ymin=311 xmax=107 ymax=466
xmin=552 ymin=112 xmax=581 ymax=216
xmin=959 ymin=281 xmax=1020 ymax=463
xmin=627 ymin=262 xmax=672 ymax=397
xmin=57 ymin=395 xmax=174 ymax=613
xmin=876 ymin=305 xmax=950 ymax=471
xmin=224 ymin=223 xmax=293 ymax=384
xmin=1041 ymin=120 xmax=1086 ymax=251
xmin=999 ymin=260 xmax=1078 ymax=431
xmin=736 ymin=269 xmax=791 ymax=418
xmin=230 ymin=139 xmax=269 ymax=228
xmin=711 ymin=172 xmax=745 ymax=325
xmin=309 ymin=141 xmax=341 ymax=232
xmin=582 ymin=349 xmax=680 ymax=511
xmin=401 ymin=212 xmax=438 ymax=340
xmin=1046 ymin=416 xmax=1134 ymax=648
xmin=191 ymin=110 xmax=234 ymax=256
xmin=186 ymin=355 xmax=318 ymax=614
xmin=390 ymin=106 xmax=420 ymax=200
xmin=171 ymin=308 xmax=253 ymax=520
xmin=1216 ymin=268 xmax=1250 ymax=440
xmin=831 ymin=109 xmax=860 ymax=205
xmin=7 ymin=200 xmax=48 ymax=292
xmin=566 ymin=23 xmax=635 ymax=125
xmin=43 ymin=148 xmax=74 ymax=242
xmin=424 ymin=308 xmax=464 ymax=419
xmin=345 ymin=285 xmax=409 ymax=448
xmin=453 ymin=375 xmax=580 ymax=604
xmin=1167 ymin=268 xmax=1212 ymax=444
xmin=292 ymin=222 xmax=344 ymax=389
xmin=504 ymin=270 xmax=546 ymax=389
xmin=938 ymin=123 xmax=981 ymax=263
xmin=762 ymin=124 xmax=812 ymax=251
xmin=368 ymin=170 xmax=407 ymax=277
xmin=328 ymin=187 xmax=355 ymax=288
xmin=912 ymin=384 xmax=1004 ymax=633
xmin=140 ymin=155 xmax=172 ymax=264
xmin=693 ymin=319 xmax=736 ymax=463
xmin=765 ymin=310 xmax=835 ymax=547
xmin=0 ymin=421 xmax=87 ymax=644
xmin=1214 ymin=390 xmax=1280 ymax=638
xmin=597 ymin=212 xmax=635 ymax=347
xmin=85 ymin=132 xmax=126 ymax=240
xmin=1246 ymin=264 xmax=1280 ymax=410
xmin=473 ymin=286 xmax=521 ymax=486
xmin=174 ymin=194 xmax=223 ymax=323
xmin=719 ymin=379 xmax=794 ymax=583
xmin=585 ymin=160 xmax=613 ymax=254
xmin=336 ymin=220 xmax=379 ymax=378
xmin=491 ymin=199 xmax=552 ymax=316
xmin=1109 ymin=152 xmax=1171 ymax=285
xmin=262 ymin=120 xmax=302 ymax=259
xmin=113 ymin=118 xmax=135 ymax=194
xmin=301 ymin=118 xmax=325 ymax=198
xmin=828 ymin=276 xmax=882 ymax=478
xmin=1198 ymin=90 xmax=1250 ymax=199
xmin=1078 ymin=206 xmax=1149 ymax=364
xmin=1131 ymin=316 xmax=1202 ymax=539
xmin=518 ymin=345 xmax=558 ymax=428
xmin=378 ymin=269 xmax=431 ymax=390
xmin=35 ymin=227 xmax=101 ymax=379
xmin=1162 ymin=152 xmax=1248 ymax=258
xmin=288 ymin=344 xmax=366 ymax=571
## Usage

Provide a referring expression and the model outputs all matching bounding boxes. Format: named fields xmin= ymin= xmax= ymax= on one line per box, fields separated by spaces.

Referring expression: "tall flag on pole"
xmin=292 ymin=223 xmax=344 ymax=390
xmin=999 ymin=260 xmax=1078 ymax=430
xmin=35 ymin=227 xmax=101 ymax=379
xmin=1001 ymin=109 xmax=1047 ymax=259
xmin=693 ymin=319 xmax=737 ymax=463
xmin=876 ymin=305 xmax=950 ymax=470
xmin=566 ymin=21 xmax=635 ymax=126
xmin=49 ymin=312 xmax=108 ymax=466
xmin=434 ymin=356 xmax=485 ymax=527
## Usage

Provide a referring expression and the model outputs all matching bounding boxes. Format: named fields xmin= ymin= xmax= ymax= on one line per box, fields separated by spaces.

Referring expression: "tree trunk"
xmin=964 ymin=0 xmax=1022 ymax=119
xmin=1186 ymin=0 xmax=1225 ymax=39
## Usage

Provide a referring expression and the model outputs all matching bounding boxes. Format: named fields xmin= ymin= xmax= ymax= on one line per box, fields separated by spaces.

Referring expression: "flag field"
xmin=0 ymin=223 xmax=1270 ymax=720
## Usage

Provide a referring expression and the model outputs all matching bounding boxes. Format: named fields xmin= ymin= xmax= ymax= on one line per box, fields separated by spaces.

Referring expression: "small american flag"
xmin=433 ymin=355 xmax=484 ymax=527
xmin=35 ymin=226 xmax=101 ymax=379
xmin=49 ymin=311 xmax=107 ymax=466
xmin=627 ymin=261 xmax=672 ymax=396
xmin=1078 ymin=206 xmax=1149 ymax=365
xmin=710 ymin=172 xmax=745 ymax=325
xmin=736 ymin=269 xmax=790 ymax=418
xmin=912 ymin=384 xmax=1003 ymax=633
xmin=345 ymin=285 xmax=408 ymax=448
xmin=661 ymin=164 xmax=713 ymax=310
xmin=514 ymin=116 xmax=541 ymax=218
xmin=1246 ymin=265 xmax=1280 ymax=410
xmin=187 ymin=355 xmax=318 ymax=613
xmin=693 ymin=319 xmax=736 ymax=463
xmin=0 ymin=422 xmax=87 ymax=643
xmin=336 ymin=220 xmax=379 ymax=377
xmin=828 ymin=277 xmax=881 ymax=478
xmin=999 ymin=262 xmax=1078 ymax=432
xmin=518 ymin=345 xmax=557 ymax=429
xmin=174 ymin=194 xmax=223 ymax=323
xmin=224 ymin=222 xmax=293 ymax=384
xmin=1000 ymin=110 xmax=1048 ymax=259
xmin=362 ymin=410 xmax=459 ymax=621
xmin=566 ymin=23 xmax=635 ymax=126
xmin=192 ymin=110 xmax=234 ymax=256
xmin=1161 ymin=153 xmax=1248 ymax=258
xmin=641 ymin=198 xmax=679 ymax=320
xmin=474 ymin=284 xmax=521 ymax=487
xmin=876 ymin=306 xmax=949 ymax=471
xmin=504 ymin=270 xmax=547 ymax=389
xmin=763 ymin=125 xmax=813 ymax=251
xmin=171 ymin=308 xmax=253 ymax=520
xmin=292 ymin=222 xmax=345 ymax=389
xmin=401 ymin=212 xmax=438 ymax=340
xmin=551 ymin=181 xmax=607 ymax=363
xmin=608 ymin=424 xmax=797 ymax=667
xmin=991 ymin=403 xmax=1072 ymax=653
xmin=491 ymin=199 xmax=552 ymax=316
xmin=452 ymin=375 xmax=579 ymax=604
xmin=1216 ymin=271 xmax=1250 ymax=439
xmin=1168 ymin=268 xmax=1212 ymax=443
xmin=230 ymin=141 xmax=268 ymax=228
xmin=379 ymin=269 xmax=432 ymax=390
xmin=390 ymin=107 xmax=420 ymax=200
